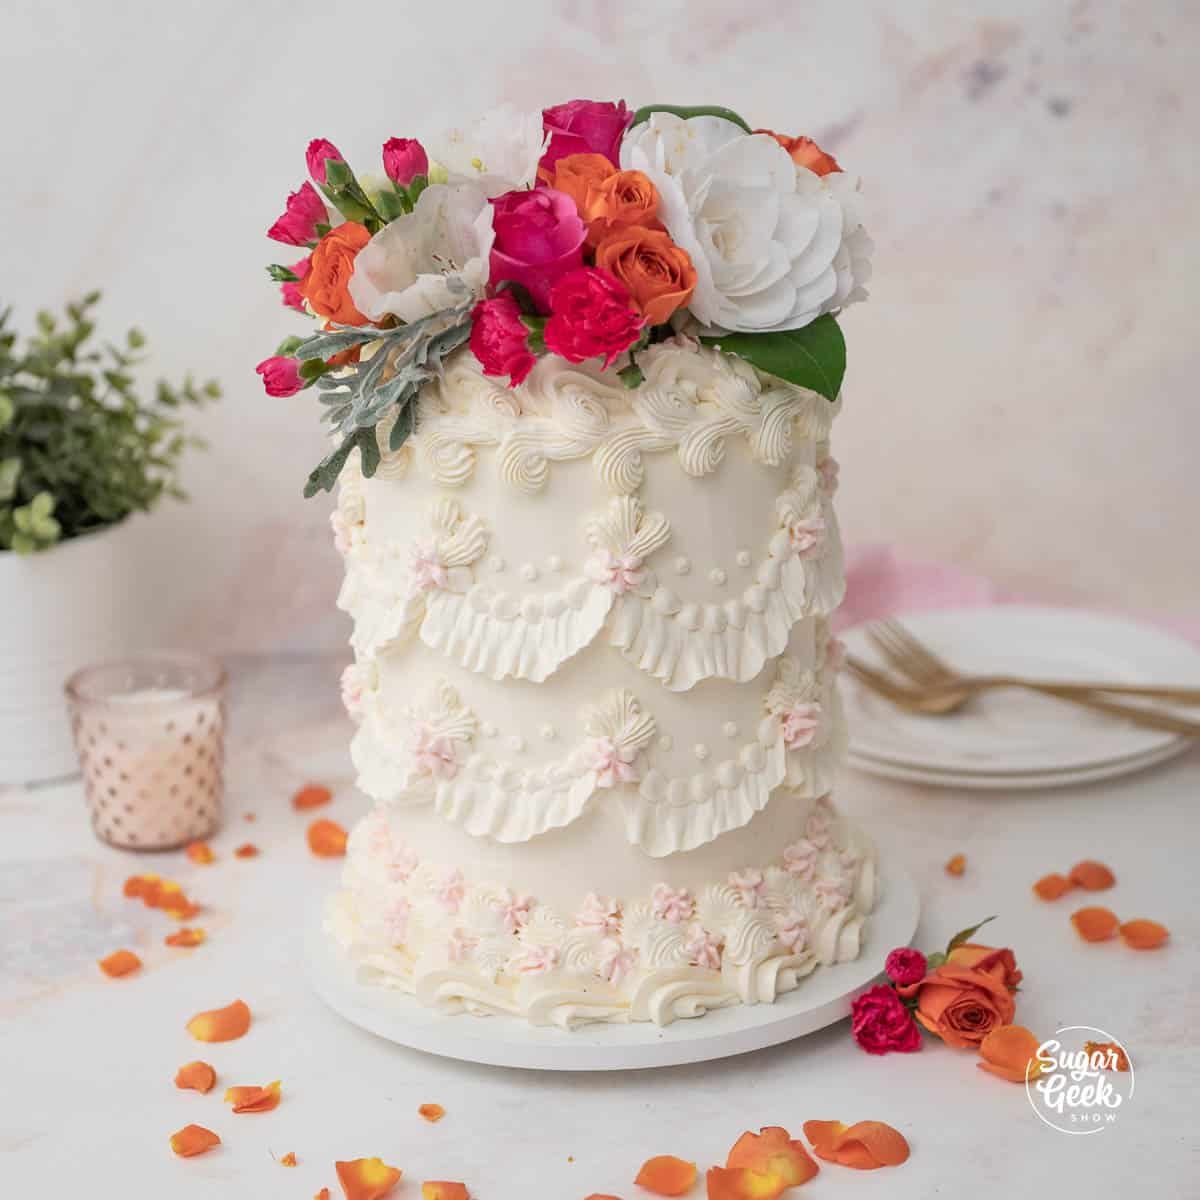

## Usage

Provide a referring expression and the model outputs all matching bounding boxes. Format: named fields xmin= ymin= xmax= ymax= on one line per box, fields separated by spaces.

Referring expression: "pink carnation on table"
xmin=540 ymin=98 xmax=633 ymax=171
xmin=267 ymin=181 xmax=328 ymax=246
xmin=469 ymin=295 xmax=537 ymax=386
xmin=850 ymin=983 xmax=922 ymax=1054
xmin=382 ymin=136 xmax=428 ymax=186
xmin=305 ymin=137 xmax=344 ymax=185
xmin=489 ymin=187 xmax=587 ymax=312
xmin=255 ymin=355 xmax=303 ymax=397
xmin=543 ymin=267 xmax=645 ymax=367
xmin=280 ymin=254 xmax=311 ymax=312
xmin=885 ymin=947 xmax=928 ymax=987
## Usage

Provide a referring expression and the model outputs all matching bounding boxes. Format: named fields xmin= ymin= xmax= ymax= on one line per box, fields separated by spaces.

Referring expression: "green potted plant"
xmin=0 ymin=293 xmax=219 ymax=784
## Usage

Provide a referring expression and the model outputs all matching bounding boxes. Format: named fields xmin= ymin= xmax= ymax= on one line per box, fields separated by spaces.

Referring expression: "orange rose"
xmin=754 ymin=129 xmax=841 ymax=177
xmin=594 ymin=226 xmax=697 ymax=326
xmin=896 ymin=943 xmax=1020 ymax=1049
xmin=582 ymin=169 xmax=661 ymax=246
xmin=300 ymin=221 xmax=371 ymax=326
xmin=541 ymin=152 xmax=615 ymax=214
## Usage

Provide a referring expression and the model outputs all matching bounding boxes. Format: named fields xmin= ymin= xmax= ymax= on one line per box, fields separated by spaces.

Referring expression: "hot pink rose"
xmin=489 ymin=188 xmax=586 ymax=312
xmin=255 ymin=355 xmax=303 ymax=397
xmin=382 ymin=136 xmax=428 ymax=186
xmin=543 ymin=267 xmax=644 ymax=367
xmin=541 ymin=99 xmax=633 ymax=171
xmin=306 ymin=137 xmax=344 ymax=185
xmin=266 ymin=182 xmax=328 ymax=246
xmin=469 ymin=295 xmax=537 ymax=386
xmin=280 ymin=255 xmax=311 ymax=312
xmin=850 ymin=984 xmax=923 ymax=1055
xmin=885 ymin=947 xmax=928 ymax=987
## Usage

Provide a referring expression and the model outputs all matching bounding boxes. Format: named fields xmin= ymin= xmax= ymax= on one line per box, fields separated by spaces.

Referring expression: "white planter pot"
xmin=1 ymin=518 xmax=144 ymax=785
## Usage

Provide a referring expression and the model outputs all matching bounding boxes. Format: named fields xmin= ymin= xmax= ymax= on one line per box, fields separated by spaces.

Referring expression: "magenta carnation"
xmin=266 ymin=182 xmax=328 ymax=247
xmin=488 ymin=187 xmax=586 ymax=312
xmin=541 ymin=99 xmax=633 ymax=171
xmin=382 ymin=137 xmax=428 ymax=187
xmin=280 ymin=255 xmax=311 ymax=312
xmin=884 ymin=947 xmax=928 ymax=987
xmin=850 ymin=984 xmax=922 ymax=1055
xmin=470 ymin=295 xmax=537 ymax=387
xmin=543 ymin=267 xmax=644 ymax=368
xmin=305 ymin=138 xmax=344 ymax=186
xmin=255 ymin=355 xmax=304 ymax=397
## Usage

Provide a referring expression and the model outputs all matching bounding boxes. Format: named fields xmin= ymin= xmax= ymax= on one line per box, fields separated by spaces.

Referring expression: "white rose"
xmin=620 ymin=113 xmax=872 ymax=333
xmin=431 ymin=104 xmax=548 ymax=190
xmin=348 ymin=181 xmax=495 ymax=324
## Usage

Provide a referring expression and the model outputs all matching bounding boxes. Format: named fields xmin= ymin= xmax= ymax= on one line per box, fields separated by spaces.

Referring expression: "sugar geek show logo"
xmin=1026 ymin=1026 xmax=1134 ymax=1135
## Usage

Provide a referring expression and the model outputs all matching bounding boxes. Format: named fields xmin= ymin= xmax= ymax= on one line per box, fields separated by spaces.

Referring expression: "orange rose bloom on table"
xmin=897 ymin=942 xmax=1021 ymax=1049
xmin=595 ymin=227 xmax=697 ymax=326
xmin=300 ymin=221 xmax=371 ymax=325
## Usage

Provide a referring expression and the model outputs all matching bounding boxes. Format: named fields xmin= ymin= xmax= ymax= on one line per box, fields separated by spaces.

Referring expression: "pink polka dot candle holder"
xmin=65 ymin=653 xmax=226 ymax=851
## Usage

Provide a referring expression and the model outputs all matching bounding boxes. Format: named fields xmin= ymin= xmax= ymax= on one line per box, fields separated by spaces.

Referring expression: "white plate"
xmin=306 ymin=854 xmax=919 ymax=1072
xmin=843 ymin=607 xmax=1200 ymax=775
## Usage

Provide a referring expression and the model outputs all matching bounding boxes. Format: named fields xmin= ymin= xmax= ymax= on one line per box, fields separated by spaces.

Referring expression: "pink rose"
xmin=543 ymin=267 xmax=644 ymax=367
xmin=470 ymin=295 xmax=537 ymax=386
xmin=885 ymin=947 xmax=928 ymax=987
xmin=266 ymin=181 xmax=329 ymax=246
xmin=306 ymin=137 xmax=344 ymax=185
xmin=489 ymin=188 xmax=586 ymax=312
xmin=850 ymin=984 xmax=923 ymax=1055
xmin=382 ymin=136 xmax=428 ymax=187
xmin=280 ymin=255 xmax=311 ymax=312
xmin=541 ymin=99 xmax=633 ymax=172
xmin=255 ymin=355 xmax=303 ymax=397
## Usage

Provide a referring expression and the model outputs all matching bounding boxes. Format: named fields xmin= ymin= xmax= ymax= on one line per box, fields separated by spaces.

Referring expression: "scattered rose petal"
xmin=294 ymin=783 xmax=333 ymax=810
xmin=1071 ymin=906 xmax=1120 ymax=942
xmin=187 ymin=999 xmax=251 ymax=1042
xmin=280 ymin=1151 xmax=298 ymax=1167
xmin=418 ymin=1103 xmax=445 ymax=1123
xmin=308 ymin=818 xmax=349 ymax=858
xmin=1033 ymin=873 xmax=1074 ymax=901
xmin=224 ymin=1079 xmax=281 ymax=1113
xmin=124 ymin=873 xmax=160 ymax=902
xmin=725 ymin=1126 xmax=818 ymax=1188
xmin=170 ymin=1124 xmax=220 ymax=1157
xmin=584 ymin=1195 xmax=622 ymax=1200
xmin=1120 ymin=918 xmax=1169 ymax=950
xmin=945 ymin=854 xmax=966 ymax=877
xmin=98 ymin=949 xmax=141 ymax=978
xmin=166 ymin=928 xmax=206 ymax=948
xmin=978 ymin=1025 xmax=1044 ymax=1083
xmin=634 ymin=1154 xmax=697 ymax=1195
xmin=421 ymin=1184 xmax=469 ymax=1200
xmin=802 ymin=1120 xmax=909 ymax=1170
xmin=316 ymin=1191 xmax=330 ymax=1200
xmin=1084 ymin=1040 xmax=1131 ymax=1071
xmin=706 ymin=1166 xmax=787 ymax=1200
xmin=1069 ymin=860 xmax=1116 ymax=891
xmin=244 ymin=812 xmax=256 ymax=822
xmin=335 ymin=1157 xmax=404 ymax=1200
xmin=174 ymin=1061 xmax=217 ymax=1094
xmin=186 ymin=841 xmax=215 ymax=864
xmin=235 ymin=843 xmax=260 ymax=858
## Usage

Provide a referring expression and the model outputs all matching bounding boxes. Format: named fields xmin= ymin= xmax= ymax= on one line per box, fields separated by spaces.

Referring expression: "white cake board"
xmin=305 ymin=857 xmax=920 ymax=1071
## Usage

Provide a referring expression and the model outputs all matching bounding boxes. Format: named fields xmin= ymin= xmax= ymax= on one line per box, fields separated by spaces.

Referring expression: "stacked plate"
xmin=842 ymin=607 xmax=1200 ymax=789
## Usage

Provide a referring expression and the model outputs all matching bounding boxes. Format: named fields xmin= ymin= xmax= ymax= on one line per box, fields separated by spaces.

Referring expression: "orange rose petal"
xmin=634 ymin=1155 xmax=697 ymax=1196
xmin=1120 ymin=918 xmax=1169 ymax=950
xmin=945 ymin=853 xmax=966 ymax=877
xmin=170 ymin=1124 xmax=220 ymax=1157
xmin=280 ymin=1151 xmax=298 ymax=1167
xmin=165 ymin=927 xmax=206 ymax=948
xmin=1071 ymin=906 xmax=1120 ymax=942
xmin=234 ymin=843 xmax=260 ymax=858
xmin=1084 ymin=1040 xmax=1131 ymax=1071
xmin=186 ymin=999 xmax=251 ymax=1043
xmin=316 ymin=1191 xmax=331 ymax=1200
xmin=174 ymin=1061 xmax=217 ymax=1094
xmin=726 ymin=1126 xmax=818 ymax=1187
xmin=335 ymin=1157 xmax=404 ymax=1200
xmin=1033 ymin=873 xmax=1074 ymax=901
xmin=223 ymin=1079 xmax=281 ymax=1113
xmin=418 ymin=1102 xmax=445 ymax=1123
xmin=803 ymin=1120 xmax=909 ymax=1169
xmin=706 ymin=1166 xmax=787 ymax=1200
xmin=584 ymin=1195 xmax=623 ymax=1200
xmin=98 ymin=949 xmax=142 ymax=978
xmin=185 ymin=841 xmax=215 ymax=865
xmin=293 ymin=783 xmax=333 ymax=810
xmin=800 ymin=1120 xmax=846 ymax=1161
xmin=421 ymin=1184 xmax=469 ymax=1200
xmin=1069 ymin=860 xmax=1116 ymax=891
xmin=308 ymin=818 xmax=349 ymax=858
xmin=978 ymin=1025 xmax=1044 ymax=1083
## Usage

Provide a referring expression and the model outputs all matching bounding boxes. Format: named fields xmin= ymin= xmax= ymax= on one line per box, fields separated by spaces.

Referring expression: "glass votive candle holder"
xmin=65 ymin=653 xmax=226 ymax=850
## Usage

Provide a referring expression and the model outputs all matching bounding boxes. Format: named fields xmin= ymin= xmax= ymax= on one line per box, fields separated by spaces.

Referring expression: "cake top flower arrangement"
xmin=256 ymin=100 xmax=872 ymax=496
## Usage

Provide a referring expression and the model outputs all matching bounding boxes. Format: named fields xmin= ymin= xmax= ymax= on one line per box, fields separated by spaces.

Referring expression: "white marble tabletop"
xmin=2 ymin=654 xmax=1197 ymax=1198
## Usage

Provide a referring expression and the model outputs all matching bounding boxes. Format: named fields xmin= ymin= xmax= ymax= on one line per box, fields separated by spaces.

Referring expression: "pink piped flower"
xmin=585 ymin=549 xmax=645 ymax=595
xmin=386 ymin=845 xmax=419 ymax=884
xmin=255 ymin=355 xmax=304 ymax=397
xmin=409 ymin=542 xmax=449 ymax=592
xmin=330 ymin=508 xmax=361 ymax=556
xmin=340 ymin=662 xmax=369 ymax=721
xmin=782 ymin=839 xmax=819 ymax=881
xmin=587 ymin=736 xmax=640 ymax=788
xmin=433 ymin=868 xmax=466 ymax=914
xmin=684 ymin=923 xmax=723 ymax=970
xmin=780 ymin=701 xmax=822 ymax=750
xmin=382 ymin=136 xmax=428 ymax=187
xmin=281 ymin=255 xmax=311 ymax=312
xmin=575 ymin=893 xmax=622 ymax=936
xmin=365 ymin=814 xmax=392 ymax=856
xmin=787 ymin=514 xmax=826 ymax=558
xmin=383 ymin=897 xmax=411 ymax=944
xmin=447 ymin=928 xmax=478 ymax=963
xmin=806 ymin=801 xmax=834 ymax=848
xmin=776 ymin=909 xmax=810 ymax=953
xmin=515 ymin=944 xmax=559 ymax=975
xmin=729 ymin=868 xmax=766 ymax=909
xmin=493 ymin=888 xmax=534 ymax=935
xmin=818 ymin=455 xmax=840 ymax=495
xmin=411 ymin=724 xmax=459 ymax=780
xmin=815 ymin=876 xmax=853 ymax=912
xmin=596 ymin=937 xmax=637 ymax=986
xmin=306 ymin=137 xmax=344 ymax=186
xmin=266 ymin=181 xmax=328 ymax=246
xmin=650 ymin=884 xmax=695 ymax=924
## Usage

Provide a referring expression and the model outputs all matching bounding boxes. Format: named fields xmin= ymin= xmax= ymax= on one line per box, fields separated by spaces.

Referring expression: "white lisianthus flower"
xmin=620 ymin=113 xmax=872 ymax=333
xmin=432 ymin=104 xmax=548 ymax=190
xmin=348 ymin=181 xmax=496 ymax=324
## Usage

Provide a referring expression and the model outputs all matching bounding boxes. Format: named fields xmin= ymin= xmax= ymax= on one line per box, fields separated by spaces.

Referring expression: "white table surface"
xmin=3 ymin=654 xmax=1198 ymax=1198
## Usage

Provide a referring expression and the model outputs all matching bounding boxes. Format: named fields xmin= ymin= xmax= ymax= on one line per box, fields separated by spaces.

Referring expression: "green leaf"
xmin=389 ymin=401 xmax=415 ymax=451
xmin=374 ymin=188 xmax=406 ymax=223
xmin=618 ymin=363 xmax=644 ymax=389
xmin=701 ymin=314 xmax=846 ymax=400
xmin=0 ymin=458 xmax=20 ymax=501
xmin=266 ymin=263 xmax=300 ymax=283
xmin=275 ymin=335 xmax=305 ymax=357
xmin=355 ymin=425 xmax=381 ymax=477
xmin=924 ymin=951 xmax=946 ymax=971
xmin=323 ymin=158 xmax=352 ymax=188
xmin=945 ymin=916 xmax=997 ymax=956
xmin=631 ymin=104 xmax=752 ymax=133
xmin=303 ymin=433 xmax=356 ymax=498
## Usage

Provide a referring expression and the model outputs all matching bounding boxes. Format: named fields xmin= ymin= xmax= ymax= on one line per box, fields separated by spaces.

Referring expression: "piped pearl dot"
xmin=519 ymin=563 xmax=538 ymax=582
xmin=723 ymin=721 xmax=739 ymax=738
xmin=489 ymin=556 xmax=506 ymax=573
xmin=545 ymin=555 xmax=562 ymax=572
xmin=735 ymin=550 xmax=752 ymax=568
xmin=481 ymin=722 xmax=498 ymax=737
xmin=658 ymin=735 xmax=674 ymax=752
xmin=539 ymin=723 xmax=557 ymax=740
xmin=508 ymin=735 xmax=526 ymax=752
xmin=709 ymin=568 xmax=727 ymax=586
xmin=693 ymin=743 xmax=710 ymax=761
xmin=674 ymin=556 xmax=691 ymax=575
